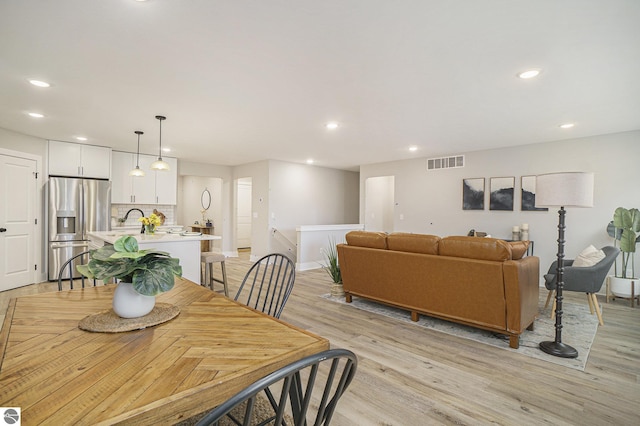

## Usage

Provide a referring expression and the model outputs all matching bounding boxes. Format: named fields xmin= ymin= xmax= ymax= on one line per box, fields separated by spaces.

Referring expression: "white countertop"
xmin=89 ymin=230 xmax=221 ymax=245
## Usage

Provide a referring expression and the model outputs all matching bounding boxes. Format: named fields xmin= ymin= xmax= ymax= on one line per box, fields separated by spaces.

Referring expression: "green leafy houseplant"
xmin=77 ymin=236 xmax=182 ymax=296
xmin=611 ymin=207 xmax=640 ymax=279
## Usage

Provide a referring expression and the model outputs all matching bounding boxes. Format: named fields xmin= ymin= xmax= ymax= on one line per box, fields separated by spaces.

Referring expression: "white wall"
xmin=179 ymin=176 xmax=223 ymax=250
xmin=0 ymin=127 xmax=47 ymax=158
xmin=360 ymin=130 xmax=640 ymax=281
xmin=178 ymin=160 xmax=233 ymax=254
xmin=233 ymin=161 xmax=271 ymax=259
xmin=268 ymin=160 xmax=360 ymax=257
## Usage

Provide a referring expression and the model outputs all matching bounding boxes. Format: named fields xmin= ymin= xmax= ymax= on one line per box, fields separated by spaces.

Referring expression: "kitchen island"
xmin=88 ymin=230 xmax=221 ymax=283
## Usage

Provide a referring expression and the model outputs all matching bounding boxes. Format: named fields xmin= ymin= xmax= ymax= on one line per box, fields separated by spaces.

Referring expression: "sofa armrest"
xmin=503 ymin=256 xmax=540 ymax=334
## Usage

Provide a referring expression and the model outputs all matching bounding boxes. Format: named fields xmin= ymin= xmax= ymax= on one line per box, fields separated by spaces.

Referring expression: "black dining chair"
xmin=234 ymin=253 xmax=296 ymax=319
xmin=195 ymin=348 xmax=358 ymax=426
xmin=56 ymin=250 xmax=99 ymax=291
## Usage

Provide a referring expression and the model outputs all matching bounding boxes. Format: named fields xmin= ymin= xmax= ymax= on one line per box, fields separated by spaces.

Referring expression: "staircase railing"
xmin=271 ymin=228 xmax=297 ymax=261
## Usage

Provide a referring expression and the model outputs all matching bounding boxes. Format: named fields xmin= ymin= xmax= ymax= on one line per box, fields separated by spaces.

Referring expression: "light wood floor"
xmin=2 ymin=253 xmax=639 ymax=425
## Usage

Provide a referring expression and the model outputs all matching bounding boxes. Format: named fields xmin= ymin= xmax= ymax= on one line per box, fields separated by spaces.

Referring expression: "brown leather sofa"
xmin=336 ymin=231 xmax=539 ymax=349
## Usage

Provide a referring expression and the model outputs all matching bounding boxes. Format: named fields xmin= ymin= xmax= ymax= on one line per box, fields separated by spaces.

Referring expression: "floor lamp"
xmin=535 ymin=172 xmax=594 ymax=358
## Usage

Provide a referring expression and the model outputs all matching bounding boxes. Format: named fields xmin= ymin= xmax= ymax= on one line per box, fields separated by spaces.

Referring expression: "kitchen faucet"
xmin=123 ymin=208 xmax=145 ymax=234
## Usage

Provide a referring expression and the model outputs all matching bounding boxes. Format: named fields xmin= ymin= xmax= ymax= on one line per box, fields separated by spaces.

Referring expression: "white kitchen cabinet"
xmin=48 ymin=140 xmax=111 ymax=179
xmin=111 ymin=151 xmax=177 ymax=205
xmin=111 ymin=151 xmax=151 ymax=204
xmin=111 ymin=151 xmax=131 ymax=203
xmin=134 ymin=155 xmax=158 ymax=204
xmin=155 ymin=157 xmax=178 ymax=204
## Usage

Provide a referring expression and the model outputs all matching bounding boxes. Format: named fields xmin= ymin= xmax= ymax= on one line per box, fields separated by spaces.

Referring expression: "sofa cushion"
xmin=387 ymin=233 xmax=440 ymax=255
xmin=508 ymin=241 xmax=530 ymax=260
xmin=439 ymin=236 xmax=512 ymax=261
xmin=345 ymin=231 xmax=388 ymax=249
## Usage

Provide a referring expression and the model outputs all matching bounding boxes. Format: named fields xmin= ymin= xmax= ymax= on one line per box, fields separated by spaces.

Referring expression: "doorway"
xmin=236 ymin=177 xmax=252 ymax=250
xmin=0 ymin=152 xmax=38 ymax=290
xmin=180 ymin=176 xmax=223 ymax=250
xmin=364 ymin=176 xmax=395 ymax=233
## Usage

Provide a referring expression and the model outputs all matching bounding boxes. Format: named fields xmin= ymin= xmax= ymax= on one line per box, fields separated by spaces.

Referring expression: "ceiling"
xmin=1 ymin=0 xmax=639 ymax=171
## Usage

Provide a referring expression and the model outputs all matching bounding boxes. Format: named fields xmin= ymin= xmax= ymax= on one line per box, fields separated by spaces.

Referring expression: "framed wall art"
xmin=462 ymin=178 xmax=485 ymax=210
xmin=521 ymin=175 xmax=549 ymax=211
xmin=489 ymin=177 xmax=514 ymax=211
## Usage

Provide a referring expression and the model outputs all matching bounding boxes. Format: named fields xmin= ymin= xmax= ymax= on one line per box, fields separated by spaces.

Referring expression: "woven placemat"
xmin=78 ymin=303 xmax=180 ymax=333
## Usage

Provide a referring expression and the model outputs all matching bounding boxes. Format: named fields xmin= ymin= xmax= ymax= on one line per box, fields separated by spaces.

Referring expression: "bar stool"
xmin=200 ymin=251 xmax=229 ymax=297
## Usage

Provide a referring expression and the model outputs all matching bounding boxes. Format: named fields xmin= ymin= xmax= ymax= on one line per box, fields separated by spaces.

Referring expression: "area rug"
xmin=321 ymin=294 xmax=599 ymax=371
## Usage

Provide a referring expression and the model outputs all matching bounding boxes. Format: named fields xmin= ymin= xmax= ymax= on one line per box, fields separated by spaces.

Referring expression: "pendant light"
xmin=151 ymin=115 xmax=170 ymax=171
xmin=129 ymin=130 xmax=146 ymax=177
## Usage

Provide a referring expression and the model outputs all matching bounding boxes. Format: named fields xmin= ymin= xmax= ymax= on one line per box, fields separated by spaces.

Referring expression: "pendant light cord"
xmin=158 ymin=119 xmax=163 ymax=160
xmin=155 ymin=115 xmax=166 ymax=161
xmin=135 ymin=130 xmax=143 ymax=167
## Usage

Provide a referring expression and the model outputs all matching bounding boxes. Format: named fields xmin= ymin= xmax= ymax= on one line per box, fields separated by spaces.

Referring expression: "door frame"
xmin=234 ymin=177 xmax=253 ymax=252
xmin=0 ymin=147 xmax=44 ymax=284
xmin=364 ymin=175 xmax=395 ymax=233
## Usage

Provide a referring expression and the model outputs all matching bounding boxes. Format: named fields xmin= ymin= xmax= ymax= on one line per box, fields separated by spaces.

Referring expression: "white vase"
xmin=112 ymin=282 xmax=156 ymax=318
xmin=609 ymin=276 xmax=639 ymax=298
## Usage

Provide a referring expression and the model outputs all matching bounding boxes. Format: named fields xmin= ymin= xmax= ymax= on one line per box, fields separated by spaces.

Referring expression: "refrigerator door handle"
xmin=50 ymin=242 xmax=90 ymax=250
xmin=80 ymin=180 xmax=85 ymax=238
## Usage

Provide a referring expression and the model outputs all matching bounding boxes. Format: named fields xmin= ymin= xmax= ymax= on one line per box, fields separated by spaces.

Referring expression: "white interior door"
xmin=364 ymin=176 xmax=395 ymax=233
xmin=236 ymin=178 xmax=252 ymax=249
xmin=0 ymin=154 xmax=37 ymax=290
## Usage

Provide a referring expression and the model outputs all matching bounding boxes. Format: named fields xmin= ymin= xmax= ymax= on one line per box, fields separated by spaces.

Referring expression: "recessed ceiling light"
xmin=409 ymin=146 xmax=418 ymax=152
xmin=306 ymin=159 xmax=314 ymax=164
xmin=559 ymin=123 xmax=575 ymax=129
xmin=326 ymin=122 xmax=339 ymax=130
xmin=76 ymin=136 xmax=88 ymax=141
xmin=162 ymin=147 xmax=171 ymax=153
xmin=29 ymin=79 xmax=50 ymax=88
xmin=28 ymin=112 xmax=44 ymax=118
xmin=517 ymin=69 xmax=541 ymax=79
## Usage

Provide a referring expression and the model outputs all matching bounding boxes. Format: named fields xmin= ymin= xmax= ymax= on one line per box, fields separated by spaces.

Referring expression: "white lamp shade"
xmin=129 ymin=166 xmax=145 ymax=177
xmin=150 ymin=158 xmax=170 ymax=171
xmin=535 ymin=172 xmax=594 ymax=208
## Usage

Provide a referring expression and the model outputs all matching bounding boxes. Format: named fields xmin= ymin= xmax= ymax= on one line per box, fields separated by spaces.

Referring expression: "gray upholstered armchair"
xmin=543 ymin=246 xmax=620 ymax=325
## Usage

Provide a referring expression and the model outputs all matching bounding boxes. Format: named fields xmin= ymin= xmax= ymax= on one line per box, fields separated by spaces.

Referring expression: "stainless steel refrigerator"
xmin=48 ymin=177 xmax=111 ymax=280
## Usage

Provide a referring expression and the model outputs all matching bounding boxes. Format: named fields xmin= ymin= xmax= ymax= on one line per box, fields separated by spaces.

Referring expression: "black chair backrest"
xmin=195 ymin=348 xmax=358 ymax=426
xmin=57 ymin=250 xmax=98 ymax=291
xmin=234 ymin=253 xmax=295 ymax=319
xmin=544 ymin=246 xmax=620 ymax=293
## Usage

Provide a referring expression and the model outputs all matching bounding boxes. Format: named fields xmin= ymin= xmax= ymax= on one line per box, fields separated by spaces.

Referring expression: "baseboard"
xmin=223 ymin=250 xmax=239 ymax=258
xmin=296 ymin=261 xmax=323 ymax=271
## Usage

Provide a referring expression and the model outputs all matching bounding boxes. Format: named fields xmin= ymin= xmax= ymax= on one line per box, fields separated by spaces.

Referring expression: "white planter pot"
xmin=609 ymin=276 xmax=639 ymax=298
xmin=112 ymin=282 xmax=156 ymax=318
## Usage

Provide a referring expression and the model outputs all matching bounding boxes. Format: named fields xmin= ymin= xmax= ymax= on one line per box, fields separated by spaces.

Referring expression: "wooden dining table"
xmin=0 ymin=277 xmax=329 ymax=425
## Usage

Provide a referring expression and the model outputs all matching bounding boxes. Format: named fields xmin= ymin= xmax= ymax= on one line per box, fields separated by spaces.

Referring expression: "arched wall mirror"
xmin=201 ymin=188 xmax=211 ymax=211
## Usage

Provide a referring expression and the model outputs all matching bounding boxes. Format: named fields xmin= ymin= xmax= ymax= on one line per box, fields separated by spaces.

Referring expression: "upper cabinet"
xmin=111 ymin=151 xmax=177 ymax=205
xmin=48 ymin=140 xmax=111 ymax=179
xmin=155 ymin=157 xmax=178 ymax=204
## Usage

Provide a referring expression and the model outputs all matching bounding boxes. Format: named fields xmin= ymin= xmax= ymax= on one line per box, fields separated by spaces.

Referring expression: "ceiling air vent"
xmin=427 ymin=155 xmax=464 ymax=171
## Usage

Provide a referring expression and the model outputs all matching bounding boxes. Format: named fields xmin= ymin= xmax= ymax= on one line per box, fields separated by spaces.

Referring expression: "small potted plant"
xmin=321 ymin=237 xmax=344 ymax=297
xmin=139 ymin=213 xmax=162 ymax=234
xmin=608 ymin=207 xmax=640 ymax=299
xmin=77 ymin=236 xmax=182 ymax=318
